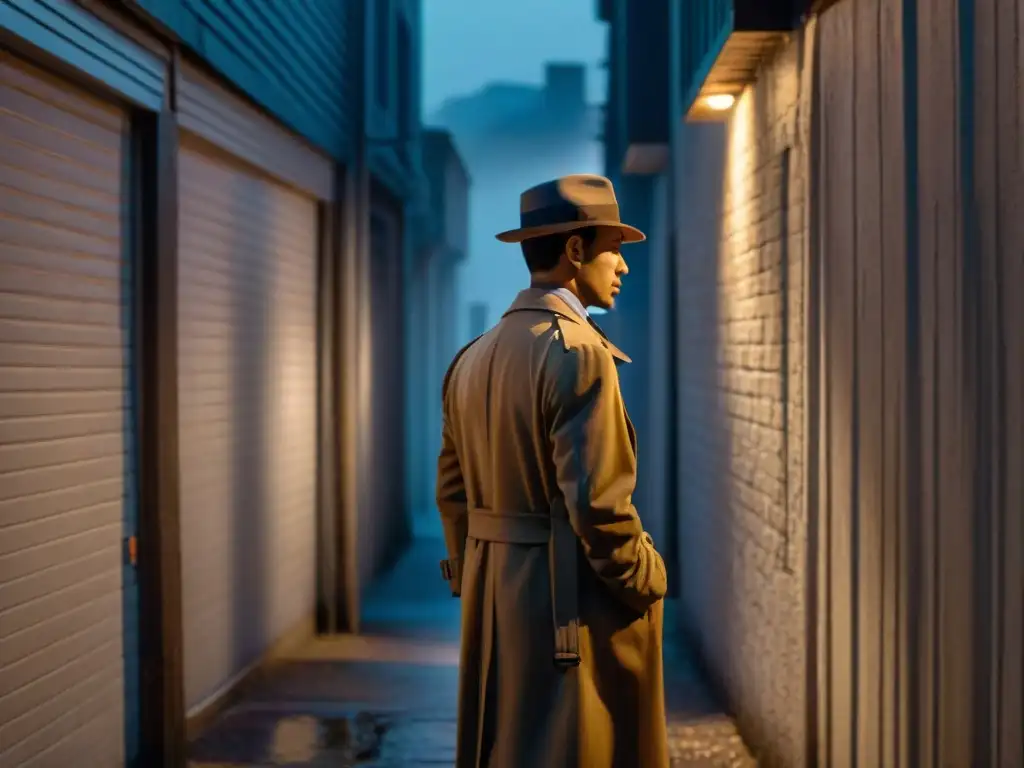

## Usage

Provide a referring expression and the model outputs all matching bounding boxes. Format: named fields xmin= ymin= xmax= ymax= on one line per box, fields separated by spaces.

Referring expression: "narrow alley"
xmin=186 ymin=521 xmax=755 ymax=767
xmin=1 ymin=0 xmax=1021 ymax=767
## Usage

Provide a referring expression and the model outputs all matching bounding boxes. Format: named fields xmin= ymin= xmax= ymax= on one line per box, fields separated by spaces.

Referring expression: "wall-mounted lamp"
xmin=704 ymin=94 xmax=736 ymax=112
xmin=681 ymin=1 xmax=797 ymax=123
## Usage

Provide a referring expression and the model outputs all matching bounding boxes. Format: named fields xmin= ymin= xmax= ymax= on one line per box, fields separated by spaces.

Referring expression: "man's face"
xmin=569 ymin=227 xmax=628 ymax=310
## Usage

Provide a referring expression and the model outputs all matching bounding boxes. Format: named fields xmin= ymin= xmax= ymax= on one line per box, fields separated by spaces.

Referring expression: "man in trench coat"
xmin=436 ymin=174 xmax=670 ymax=767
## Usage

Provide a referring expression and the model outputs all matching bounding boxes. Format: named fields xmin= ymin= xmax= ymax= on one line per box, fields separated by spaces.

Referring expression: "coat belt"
xmin=461 ymin=506 xmax=581 ymax=670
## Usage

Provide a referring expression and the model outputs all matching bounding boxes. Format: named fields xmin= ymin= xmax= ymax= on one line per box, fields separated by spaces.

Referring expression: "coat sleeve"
xmin=544 ymin=339 xmax=667 ymax=614
xmin=436 ymin=356 xmax=469 ymax=597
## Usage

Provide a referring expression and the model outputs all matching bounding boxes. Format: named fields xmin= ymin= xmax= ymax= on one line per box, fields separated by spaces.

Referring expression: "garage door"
xmin=0 ymin=54 xmax=130 ymax=765
xmin=177 ymin=137 xmax=318 ymax=708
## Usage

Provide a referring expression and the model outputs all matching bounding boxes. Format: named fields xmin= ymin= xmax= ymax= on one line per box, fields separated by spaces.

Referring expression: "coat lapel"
xmin=502 ymin=288 xmax=633 ymax=364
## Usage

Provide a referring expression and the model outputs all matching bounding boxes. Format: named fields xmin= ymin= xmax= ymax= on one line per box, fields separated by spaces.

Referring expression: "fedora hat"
xmin=495 ymin=174 xmax=646 ymax=244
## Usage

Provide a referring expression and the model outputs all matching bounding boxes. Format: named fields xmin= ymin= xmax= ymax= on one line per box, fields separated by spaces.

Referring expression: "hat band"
xmin=519 ymin=202 xmax=620 ymax=229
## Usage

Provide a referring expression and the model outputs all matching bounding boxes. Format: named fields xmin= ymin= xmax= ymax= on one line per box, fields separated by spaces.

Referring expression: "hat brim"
xmin=495 ymin=220 xmax=646 ymax=244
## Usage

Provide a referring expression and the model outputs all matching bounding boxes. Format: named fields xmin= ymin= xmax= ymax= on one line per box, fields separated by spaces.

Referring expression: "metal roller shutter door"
xmin=177 ymin=137 xmax=318 ymax=709
xmin=0 ymin=54 xmax=129 ymax=766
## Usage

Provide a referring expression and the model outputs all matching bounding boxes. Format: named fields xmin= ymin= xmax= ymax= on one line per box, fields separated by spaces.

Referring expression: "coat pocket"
xmin=624 ymin=407 xmax=638 ymax=460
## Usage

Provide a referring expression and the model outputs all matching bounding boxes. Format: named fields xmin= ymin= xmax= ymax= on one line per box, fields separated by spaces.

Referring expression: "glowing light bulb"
xmin=704 ymin=94 xmax=736 ymax=111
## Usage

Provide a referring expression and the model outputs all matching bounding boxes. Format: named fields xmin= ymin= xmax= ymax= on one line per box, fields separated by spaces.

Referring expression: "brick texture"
xmin=673 ymin=32 xmax=813 ymax=768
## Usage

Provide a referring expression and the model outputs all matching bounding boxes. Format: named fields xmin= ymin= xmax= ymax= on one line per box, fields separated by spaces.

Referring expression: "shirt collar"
xmin=533 ymin=285 xmax=589 ymax=323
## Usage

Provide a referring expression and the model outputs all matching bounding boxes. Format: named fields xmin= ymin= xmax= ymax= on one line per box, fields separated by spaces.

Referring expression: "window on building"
xmin=374 ymin=0 xmax=391 ymax=109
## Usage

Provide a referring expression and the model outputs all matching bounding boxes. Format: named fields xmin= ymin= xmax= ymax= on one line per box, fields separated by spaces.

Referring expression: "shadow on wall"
xmin=673 ymin=121 xmax=732 ymax=693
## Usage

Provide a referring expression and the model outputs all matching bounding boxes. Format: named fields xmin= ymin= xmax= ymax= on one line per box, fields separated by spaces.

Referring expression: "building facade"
xmin=0 ymin=0 xmax=423 ymax=764
xmin=603 ymin=0 xmax=1023 ymax=766
xmin=597 ymin=0 xmax=678 ymax=589
xmin=406 ymin=128 xmax=470 ymax=527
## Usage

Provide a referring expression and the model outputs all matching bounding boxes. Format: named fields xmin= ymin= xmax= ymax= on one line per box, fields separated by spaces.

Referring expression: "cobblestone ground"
xmin=188 ymin=530 xmax=757 ymax=767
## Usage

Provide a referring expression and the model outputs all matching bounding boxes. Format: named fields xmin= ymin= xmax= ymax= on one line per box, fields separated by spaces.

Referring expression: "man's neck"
xmin=531 ymin=278 xmax=579 ymax=299
xmin=529 ymin=282 xmax=590 ymax=322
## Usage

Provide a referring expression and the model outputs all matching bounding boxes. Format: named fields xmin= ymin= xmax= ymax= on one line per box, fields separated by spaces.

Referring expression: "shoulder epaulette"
xmin=550 ymin=315 xmax=571 ymax=352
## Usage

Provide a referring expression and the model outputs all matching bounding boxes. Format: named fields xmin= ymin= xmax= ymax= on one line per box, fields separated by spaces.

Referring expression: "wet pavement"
xmin=188 ymin=523 xmax=756 ymax=767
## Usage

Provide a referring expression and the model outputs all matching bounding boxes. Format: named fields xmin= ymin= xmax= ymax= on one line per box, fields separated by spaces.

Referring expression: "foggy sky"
xmin=421 ymin=0 xmax=607 ymax=114
xmin=422 ymin=0 xmax=610 ymax=343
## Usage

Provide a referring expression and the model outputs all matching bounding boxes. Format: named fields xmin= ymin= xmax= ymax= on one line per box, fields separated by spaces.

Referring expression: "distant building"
xmin=407 ymin=129 xmax=471 ymax=522
xmin=430 ymin=63 xmax=603 ymax=345
xmin=544 ymin=62 xmax=588 ymax=123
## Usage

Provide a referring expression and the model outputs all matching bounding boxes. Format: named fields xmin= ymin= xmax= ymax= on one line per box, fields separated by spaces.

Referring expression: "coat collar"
xmin=502 ymin=288 xmax=632 ymax=364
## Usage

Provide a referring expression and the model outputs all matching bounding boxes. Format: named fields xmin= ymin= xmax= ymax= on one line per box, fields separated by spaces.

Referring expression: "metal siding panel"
xmin=975 ymin=0 xmax=1024 ymax=762
xmin=177 ymin=140 xmax=318 ymax=709
xmin=818 ymin=6 xmax=857 ymax=766
xmin=917 ymin=2 xmax=972 ymax=764
xmin=972 ymin=4 xmax=1002 ymax=759
xmin=999 ymin=0 xmax=1024 ymax=758
xmin=177 ymin=62 xmax=333 ymax=201
xmin=877 ymin=3 xmax=908 ymax=765
xmin=815 ymin=3 xmax=1021 ymax=764
xmin=0 ymin=54 xmax=127 ymax=767
xmin=852 ymin=2 xmax=884 ymax=763
xmin=995 ymin=0 xmax=1023 ymax=762
xmin=134 ymin=0 xmax=353 ymax=158
xmin=0 ymin=0 xmax=164 ymax=108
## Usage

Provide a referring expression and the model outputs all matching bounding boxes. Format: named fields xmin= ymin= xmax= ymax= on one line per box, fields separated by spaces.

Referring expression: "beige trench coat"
xmin=436 ymin=288 xmax=669 ymax=768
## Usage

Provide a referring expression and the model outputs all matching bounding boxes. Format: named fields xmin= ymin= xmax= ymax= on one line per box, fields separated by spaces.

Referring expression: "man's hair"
xmin=520 ymin=227 xmax=598 ymax=273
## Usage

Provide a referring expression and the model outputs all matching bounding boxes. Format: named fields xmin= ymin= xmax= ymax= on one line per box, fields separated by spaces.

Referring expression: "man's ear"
xmin=565 ymin=234 xmax=585 ymax=268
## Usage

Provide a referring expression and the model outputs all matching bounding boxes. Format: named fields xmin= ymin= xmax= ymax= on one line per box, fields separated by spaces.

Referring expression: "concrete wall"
xmin=674 ymin=30 xmax=813 ymax=767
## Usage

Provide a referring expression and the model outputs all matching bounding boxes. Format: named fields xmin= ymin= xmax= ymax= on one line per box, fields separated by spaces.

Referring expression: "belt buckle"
xmin=554 ymin=651 xmax=580 ymax=669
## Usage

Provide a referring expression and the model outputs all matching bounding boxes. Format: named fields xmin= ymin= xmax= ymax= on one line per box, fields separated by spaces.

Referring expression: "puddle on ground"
xmin=319 ymin=711 xmax=391 ymax=761
xmin=190 ymin=710 xmax=393 ymax=766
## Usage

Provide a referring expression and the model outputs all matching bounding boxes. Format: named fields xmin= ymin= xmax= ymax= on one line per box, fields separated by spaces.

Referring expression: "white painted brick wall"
xmin=674 ymin=30 xmax=813 ymax=768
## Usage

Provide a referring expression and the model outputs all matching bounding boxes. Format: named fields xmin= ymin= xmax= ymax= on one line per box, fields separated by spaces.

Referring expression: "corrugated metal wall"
xmin=177 ymin=138 xmax=319 ymax=709
xmin=132 ymin=0 xmax=356 ymax=157
xmin=0 ymin=0 xmax=165 ymax=109
xmin=969 ymin=0 xmax=1023 ymax=760
xmin=0 ymin=53 xmax=129 ymax=766
xmin=816 ymin=3 xmax=908 ymax=763
xmin=814 ymin=0 xmax=1023 ymax=764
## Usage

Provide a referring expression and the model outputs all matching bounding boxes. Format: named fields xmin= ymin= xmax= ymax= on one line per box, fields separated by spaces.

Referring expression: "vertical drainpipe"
xmin=339 ymin=0 xmax=371 ymax=634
